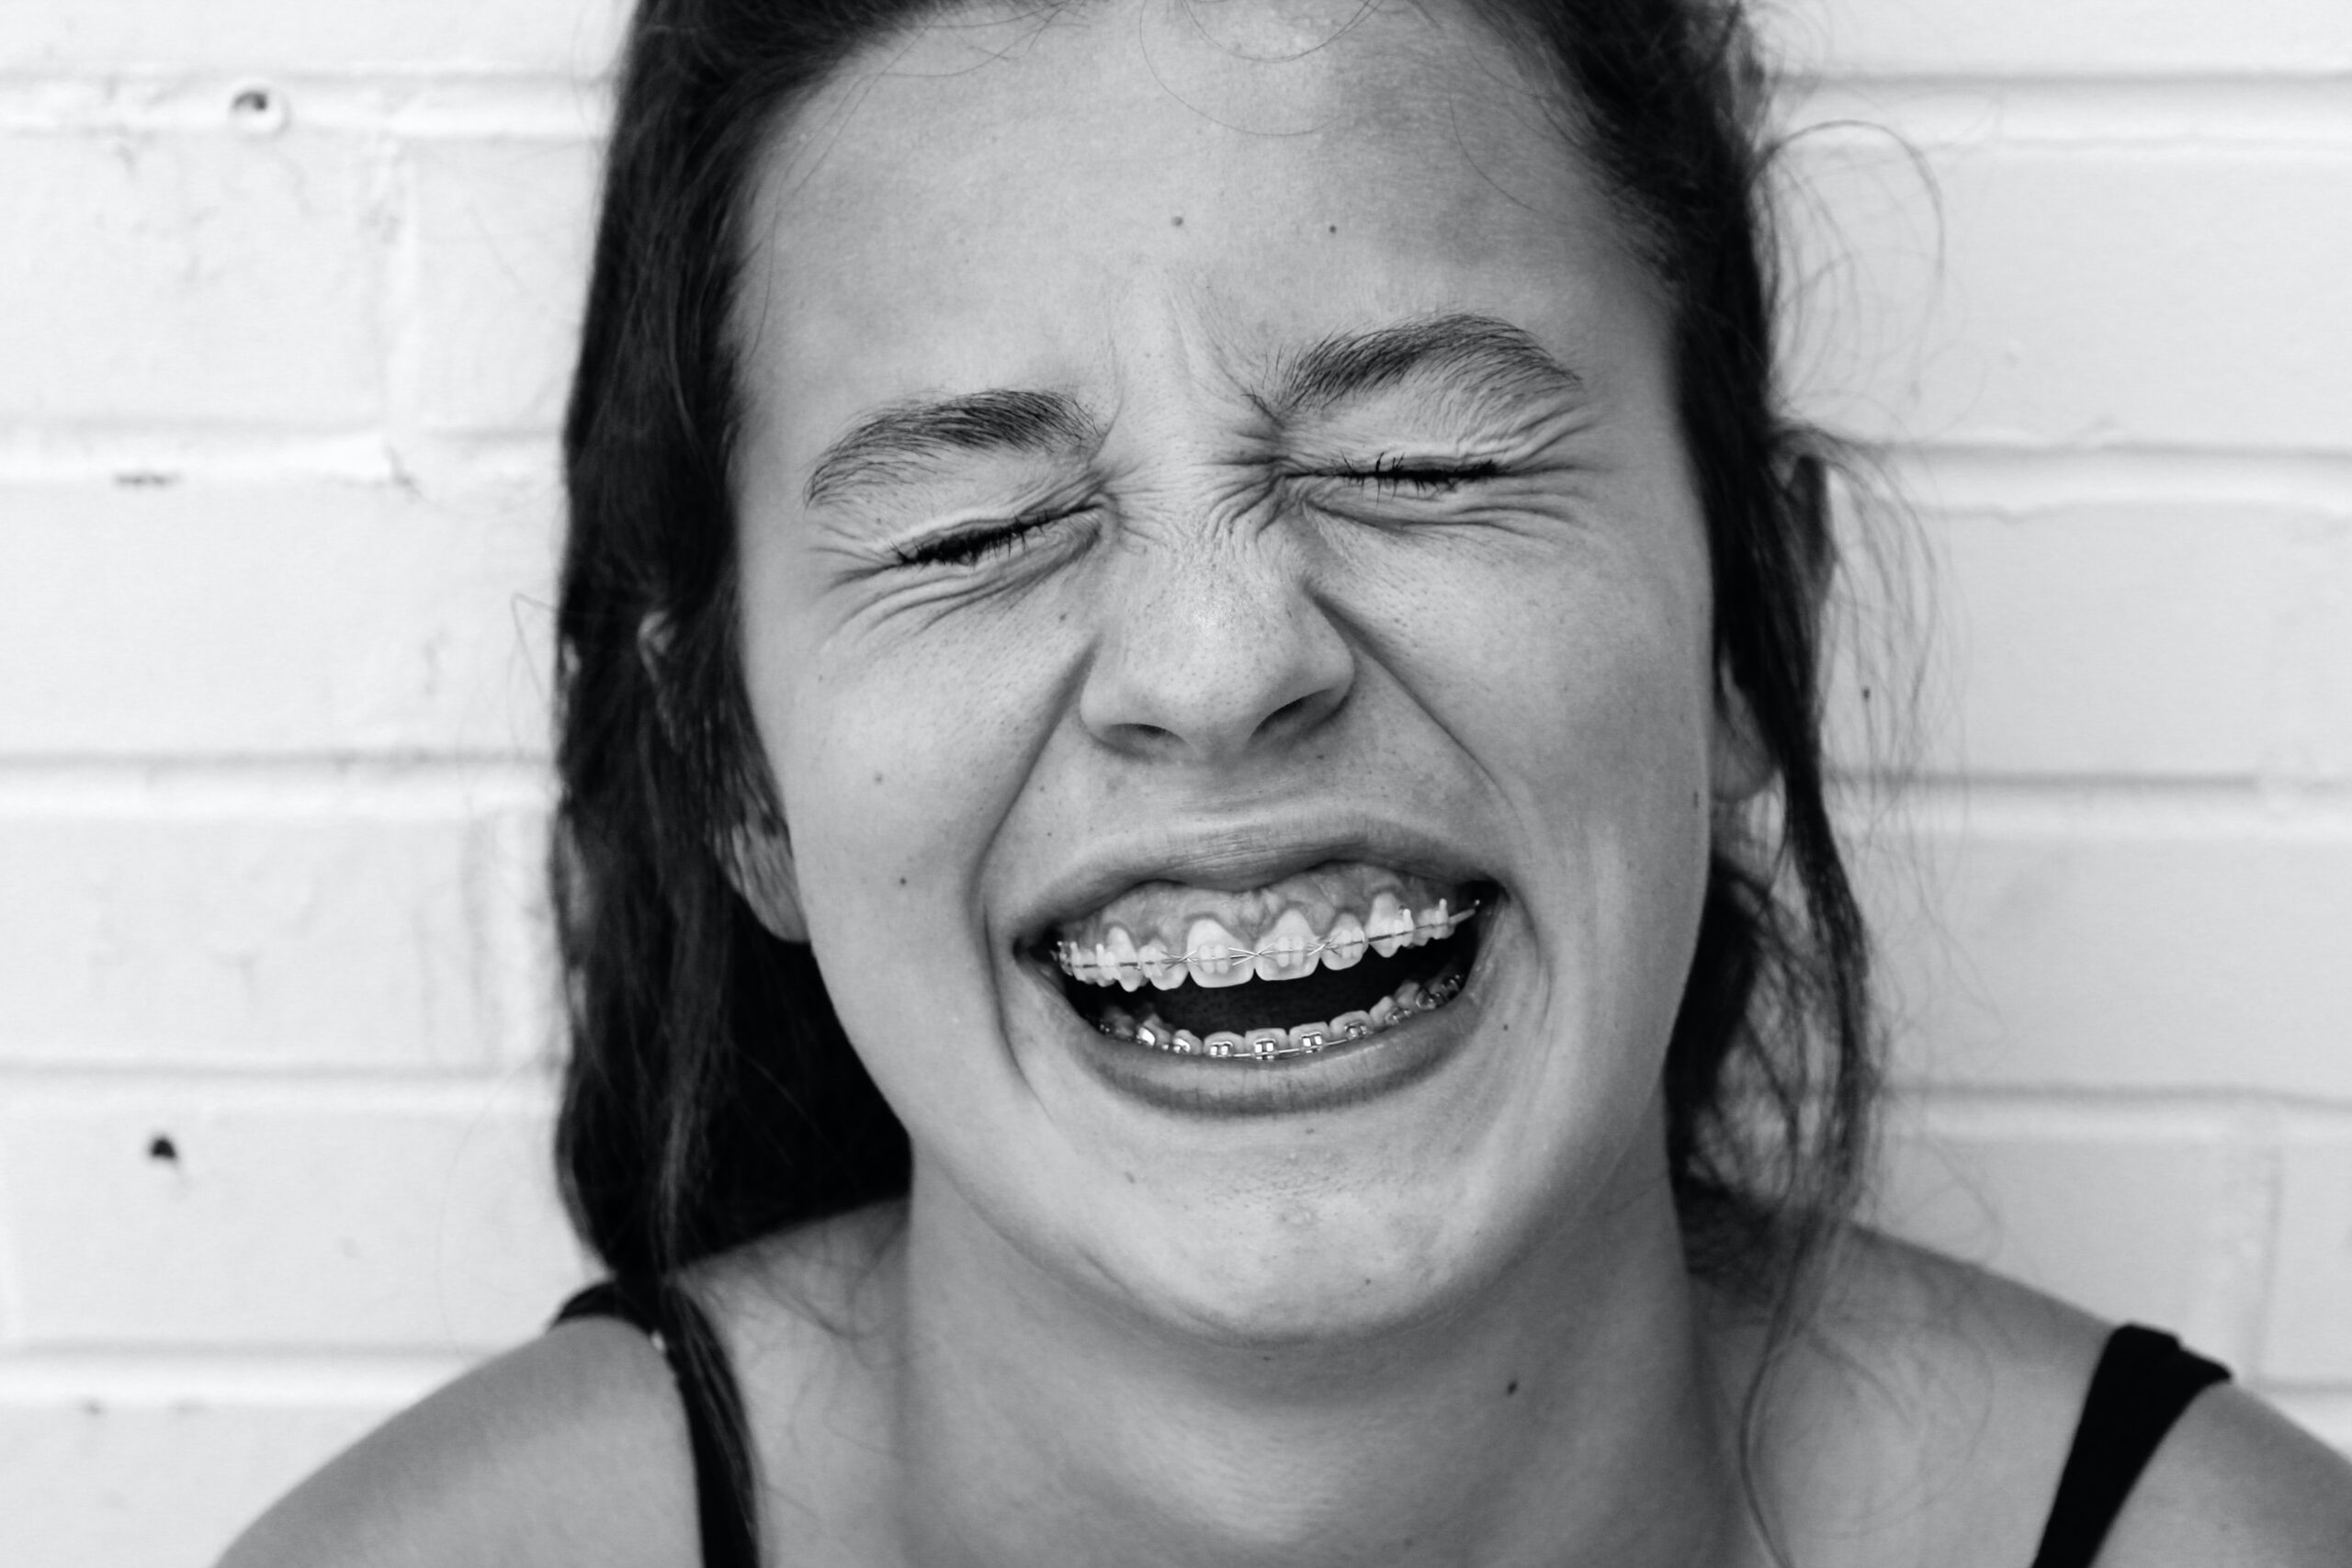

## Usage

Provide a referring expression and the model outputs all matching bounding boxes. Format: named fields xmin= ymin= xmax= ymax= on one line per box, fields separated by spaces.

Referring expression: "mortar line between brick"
xmin=5 ymin=70 xmax=2346 ymax=139
xmin=1883 ymin=1084 xmax=2352 ymax=1123
xmin=0 ymin=1348 xmax=485 ymax=1405
xmin=0 ymin=756 xmax=549 ymax=802
xmin=1829 ymin=774 xmax=2352 ymax=824
xmin=1781 ymin=75 xmax=2352 ymax=148
xmin=0 ymin=1068 xmax=560 ymax=1115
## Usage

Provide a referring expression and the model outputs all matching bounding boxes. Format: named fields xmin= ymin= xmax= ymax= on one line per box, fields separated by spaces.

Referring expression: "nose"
xmin=1078 ymin=533 xmax=1355 ymax=765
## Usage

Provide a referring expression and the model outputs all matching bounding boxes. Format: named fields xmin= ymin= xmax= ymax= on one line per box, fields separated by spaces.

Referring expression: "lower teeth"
xmin=1094 ymin=970 xmax=1464 ymax=1061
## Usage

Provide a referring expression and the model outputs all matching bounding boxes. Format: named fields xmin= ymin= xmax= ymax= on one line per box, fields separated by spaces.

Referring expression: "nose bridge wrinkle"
xmin=1080 ymin=520 xmax=1352 ymax=763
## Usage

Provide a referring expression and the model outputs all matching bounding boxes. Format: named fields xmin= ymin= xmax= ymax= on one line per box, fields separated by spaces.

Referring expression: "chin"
xmin=1078 ymin=1166 xmax=1543 ymax=1351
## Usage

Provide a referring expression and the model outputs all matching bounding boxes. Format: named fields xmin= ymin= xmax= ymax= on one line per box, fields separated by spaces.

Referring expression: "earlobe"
xmin=725 ymin=820 xmax=808 ymax=943
xmin=1711 ymin=674 xmax=1774 ymax=804
xmin=641 ymin=610 xmax=808 ymax=942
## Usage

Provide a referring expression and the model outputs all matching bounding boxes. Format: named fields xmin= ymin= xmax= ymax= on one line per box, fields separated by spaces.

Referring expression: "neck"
xmin=887 ymin=1157 xmax=1748 ymax=1568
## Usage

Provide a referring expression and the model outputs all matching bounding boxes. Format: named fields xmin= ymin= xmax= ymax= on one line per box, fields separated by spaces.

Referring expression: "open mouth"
xmin=1044 ymin=865 xmax=1495 ymax=1063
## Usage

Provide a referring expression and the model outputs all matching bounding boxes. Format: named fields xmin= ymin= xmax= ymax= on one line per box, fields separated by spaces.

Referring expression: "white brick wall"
xmin=0 ymin=2 xmax=2345 ymax=1562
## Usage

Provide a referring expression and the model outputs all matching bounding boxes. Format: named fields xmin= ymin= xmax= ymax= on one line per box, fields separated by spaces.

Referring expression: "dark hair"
xmin=553 ymin=0 xmax=1873 ymax=1541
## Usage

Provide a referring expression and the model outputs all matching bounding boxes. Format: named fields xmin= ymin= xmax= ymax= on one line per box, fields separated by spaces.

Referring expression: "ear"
xmin=1708 ymin=447 xmax=1832 ymax=805
xmin=639 ymin=611 xmax=808 ymax=943
xmin=1711 ymin=668 xmax=1774 ymax=805
xmin=724 ymin=818 xmax=808 ymax=943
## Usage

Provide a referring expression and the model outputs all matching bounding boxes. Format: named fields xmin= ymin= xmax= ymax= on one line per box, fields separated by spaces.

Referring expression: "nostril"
xmin=1102 ymin=718 xmax=1182 ymax=755
xmin=1255 ymin=680 xmax=1348 ymax=744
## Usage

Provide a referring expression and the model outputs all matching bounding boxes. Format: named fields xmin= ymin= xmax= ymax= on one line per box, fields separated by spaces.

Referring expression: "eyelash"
xmin=891 ymin=512 xmax=1063 ymax=570
xmin=1342 ymin=455 xmax=1501 ymax=496
xmin=888 ymin=456 xmax=1490 ymax=568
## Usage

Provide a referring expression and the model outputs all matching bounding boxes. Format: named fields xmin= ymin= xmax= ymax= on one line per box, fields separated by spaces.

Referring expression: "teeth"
xmin=1367 ymin=893 xmax=1411 ymax=958
xmin=1140 ymin=940 xmax=1186 ymax=989
xmin=1054 ymin=897 xmax=1484 ymax=985
xmin=1106 ymin=926 xmax=1145 ymax=992
xmin=1185 ymin=917 xmax=1255 ymax=988
xmin=1254 ymin=908 xmax=1320 ymax=982
xmin=1322 ymin=912 xmax=1367 ymax=969
xmin=1097 ymin=973 xmax=1464 ymax=1059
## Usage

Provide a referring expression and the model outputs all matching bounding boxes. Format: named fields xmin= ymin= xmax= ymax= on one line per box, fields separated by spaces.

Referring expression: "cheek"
xmin=1409 ymin=535 xmax=1714 ymax=824
xmin=743 ymin=578 xmax=1083 ymax=1010
xmin=1384 ymin=518 xmax=1717 ymax=1038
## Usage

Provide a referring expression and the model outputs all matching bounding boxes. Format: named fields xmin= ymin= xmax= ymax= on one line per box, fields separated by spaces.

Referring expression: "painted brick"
xmin=0 ymin=0 xmax=628 ymax=74
xmin=1928 ymin=504 xmax=2265 ymax=780
xmin=0 ymin=129 xmax=385 ymax=427
xmin=1793 ymin=0 xmax=2352 ymax=78
xmin=404 ymin=139 xmax=600 ymax=435
xmin=1785 ymin=144 xmax=2352 ymax=454
xmin=0 ymin=1399 xmax=390 ymax=1568
xmin=1827 ymin=502 xmax=2352 ymax=781
xmin=2267 ymin=507 xmax=2352 ymax=785
xmin=0 ymin=0 xmax=2348 ymax=1547
xmin=1863 ymin=812 xmax=2352 ymax=1098
xmin=0 ymin=479 xmax=559 ymax=757
xmin=10 ymin=0 xmax=2345 ymax=81
xmin=0 ymin=1090 xmax=587 ymax=1351
xmin=2263 ymin=1132 xmax=2352 ymax=1382
xmin=1871 ymin=1111 xmax=2265 ymax=1358
xmin=0 ymin=794 xmax=546 ymax=1069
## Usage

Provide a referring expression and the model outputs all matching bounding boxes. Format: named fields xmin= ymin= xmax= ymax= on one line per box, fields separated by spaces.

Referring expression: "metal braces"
xmin=1056 ymin=900 xmax=1482 ymax=974
xmin=1095 ymin=968 xmax=1467 ymax=1061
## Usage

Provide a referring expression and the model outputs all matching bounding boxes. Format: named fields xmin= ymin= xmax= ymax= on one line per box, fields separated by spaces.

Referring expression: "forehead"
xmin=736 ymin=0 xmax=1650 ymax=453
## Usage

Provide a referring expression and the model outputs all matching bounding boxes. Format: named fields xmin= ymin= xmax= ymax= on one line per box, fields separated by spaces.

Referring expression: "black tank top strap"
xmin=2028 ymin=1324 xmax=2231 ymax=1568
xmin=554 ymin=1277 xmax=763 ymax=1568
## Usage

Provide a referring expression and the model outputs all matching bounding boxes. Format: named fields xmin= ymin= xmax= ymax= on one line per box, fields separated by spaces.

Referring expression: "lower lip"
xmin=1053 ymin=910 xmax=1500 ymax=1119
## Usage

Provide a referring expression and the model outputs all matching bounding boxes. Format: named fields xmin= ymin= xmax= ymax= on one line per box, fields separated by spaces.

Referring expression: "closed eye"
xmin=1330 ymin=455 xmax=1502 ymax=497
xmin=890 ymin=511 xmax=1069 ymax=570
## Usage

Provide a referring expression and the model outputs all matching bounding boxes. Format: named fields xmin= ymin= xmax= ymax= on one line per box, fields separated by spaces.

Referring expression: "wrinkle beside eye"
xmin=810 ymin=467 xmax=1104 ymax=577
xmin=1280 ymin=386 xmax=1601 ymax=477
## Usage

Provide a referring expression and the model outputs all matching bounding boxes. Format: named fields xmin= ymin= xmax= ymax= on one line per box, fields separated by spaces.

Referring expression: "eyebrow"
xmin=803 ymin=389 xmax=1102 ymax=508
xmin=1268 ymin=312 xmax=1587 ymax=421
xmin=799 ymin=314 xmax=1582 ymax=506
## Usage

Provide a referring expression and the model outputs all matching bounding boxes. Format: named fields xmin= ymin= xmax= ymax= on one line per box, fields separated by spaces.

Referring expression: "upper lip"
xmin=1011 ymin=807 xmax=1498 ymax=947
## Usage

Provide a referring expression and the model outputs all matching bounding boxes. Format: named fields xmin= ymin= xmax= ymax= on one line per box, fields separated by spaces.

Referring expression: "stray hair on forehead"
xmin=552 ymin=2 xmax=1874 ymax=1541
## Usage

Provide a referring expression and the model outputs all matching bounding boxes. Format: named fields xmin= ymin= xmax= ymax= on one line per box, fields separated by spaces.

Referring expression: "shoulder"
xmin=2096 ymin=1381 xmax=2352 ymax=1566
xmin=1758 ymin=1233 xmax=2352 ymax=1568
xmin=689 ymin=1202 xmax=908 ymax=1551
xmin=215 ymin=1309 xmax=695 ymax=1568
xmin=1748 ymin=1232 xmax=2114 ymax=1567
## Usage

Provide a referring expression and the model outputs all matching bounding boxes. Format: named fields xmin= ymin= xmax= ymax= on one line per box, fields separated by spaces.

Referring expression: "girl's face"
xmin=731 ymin=0 xmax=1757 ymax=1339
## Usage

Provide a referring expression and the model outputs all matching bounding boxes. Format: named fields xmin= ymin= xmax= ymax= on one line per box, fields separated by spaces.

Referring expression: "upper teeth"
xmin=1056 ymin=898 xmax=1476 ymax=988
